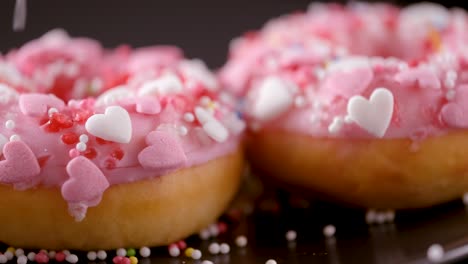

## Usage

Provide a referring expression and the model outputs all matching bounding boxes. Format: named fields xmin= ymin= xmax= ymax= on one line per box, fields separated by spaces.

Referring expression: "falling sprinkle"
xmin=427 ymin=244 xmax=444 ymax=262
xmin=13 ymin=0 xmax=27 ymax=32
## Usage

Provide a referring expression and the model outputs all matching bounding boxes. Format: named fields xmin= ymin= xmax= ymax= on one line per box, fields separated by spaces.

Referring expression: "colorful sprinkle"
xmin=286 ymin=230 xmax=297 ymax=241
xmin=427 ymin=244 xmax=444 ymax=262
xmin=235 ymin=235 xmax=248 ymax=247
xmin=208 ymin=243 xmax=220 ymax=255
xmin=126 ymin=248 xmax=136 ymax=257
xmin=184 ymin=248 xmax=194 ymax=258
xmin=129 ymin=256 xmax=138 ymax=264
xmin=97 ymin=250 xmax=107 ymax=260
xmin=87 ymin=251 xmax=97 ymax=261
xmin=220 ymin=243 xmax=230 ymax=254
xmin=138 ymin=247 xmax=151 ymax=258
xmin=323 ymin=225 xmax=336 ymax=237
xmin=168 ymin=246 xmax=180 ymax=257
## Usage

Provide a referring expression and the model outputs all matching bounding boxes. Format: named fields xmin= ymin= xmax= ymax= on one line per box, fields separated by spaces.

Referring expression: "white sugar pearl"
xmin=65 ymin=254 xmax=78 ymax=264
xmin=427 ymin=244 xmax=444 ymax=262
xmin=87 ymin=251 xmax=97 ymax=261
xmin=15 ymin=248 xmax=24 ymax=257
xmin=366 ymin=209 xmax=377 ymax=224
xmin=294 ymin=96 xmax=306 ymax=107
xmin=208 ymin=243 xmax=220 ymax=255
xmin=62 ymin=250 xmax=71 ymax=256
xmin=286 ymin=230 xmax=297 ymax=241
xmin=10 ymin=134 xmax=20 ymax=141
xmin=375 ymin=212 xmax=387 ymax=224
xmin=208 ymin=224 xmax=219 ymax=237
xmin=235 ymin=235 xmax=248 ymax=247
xmin=139 ymin=247 xmax=151 ymax=258
xmin=27 ymin=253 xmax=36 ymax=262
xmin=0 ymin=255 xmax=6 ymax=264
xmin=463 ymin=192 xmax=468 ymax=205
xmin=200 ymin=96 xmax=211 ymax=106
xmin=5 ymin=251 xmax=14 ymax=260
xmin=384 ymin=210 xmax=395 ymax=222
xmin=17 ymin=255 xmax=27 ymax=264
xmin=97 ymin=250 xmax=107 ymax=260
xmin=199 ymin=228 xmax=211 ymax=240
xmin=184 ymin=113 xmax=195 ymax=122
xmin=5 ymin=120 xmax=15 ymax=130
xmin=202 ymin=261 xmax=214 ymax=264
xmin=323 ymin=225 xmax=336 ymax=237
xmin=168 ymin=246 xmax=180 ymax=257
xmin=220 ymin=243 xmax=230 ymax=254
xmin=48 ymin=108 xmax=58 ymax=116
xmin=48 ymin=251 xmax=56 ymax=259
xmin=116 ymin=248 xmax=127 ymax=257
xmin=191 ymin=249 xmax=202 ymax=260
xmin=76 ymin=142 xmax=87 ymax=152
xmin=178 ymin=126 xmax=188 ymax=136
xmin=266 ymin=259 xmax=277 ymax=264
xmin=79 ymin=134 xmax=89 ymax=143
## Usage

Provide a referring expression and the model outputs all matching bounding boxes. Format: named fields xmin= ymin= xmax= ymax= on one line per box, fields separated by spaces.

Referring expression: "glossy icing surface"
xmin=220 ymin=3 xmax=468 ymax=140
xmin=0 ymin=30 xmax=244 ymax=220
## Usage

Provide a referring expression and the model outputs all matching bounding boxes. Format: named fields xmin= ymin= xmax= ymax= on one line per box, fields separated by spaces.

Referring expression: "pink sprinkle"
xmin=177 ymin=240 xmax=187 ymax=250
xmin=35 ymin=252 xmax=49 ymax=263
xmin=121 ymin=257 xmax=131 ymax=264
xmin=169 ymin=244 xmax=178 ymax=250
xmin=55 ymin=252 xmax=66 ymax=262
xmin=68 ymin=149 xmax=80 ymax=158
xmin=112 ymin=256 xmax=123 ymax=264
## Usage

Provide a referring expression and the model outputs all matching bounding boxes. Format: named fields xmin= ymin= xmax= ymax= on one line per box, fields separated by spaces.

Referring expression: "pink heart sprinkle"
xmin=136 ymin=97 xmax=161 ymax=115
xmin=394 ymin=68 xmax=441 ymax=90
xmin=139 ymin=131 xmax=187 ymax=170
xmin=62 ymin=156 xmax=109 ymax=206
xmin=19 ymin=93 xmax=65 ymax=116
xmin=321 ymin=67 xmax=373 ymax=98
xmin=0 ymin=141 xmax=40 ymax=190
xmin=441 ymin=85 xmax=468 ymax=128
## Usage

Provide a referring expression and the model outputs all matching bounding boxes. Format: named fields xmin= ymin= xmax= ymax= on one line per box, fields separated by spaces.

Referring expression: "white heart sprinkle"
xmin=250 ymin=76 xmax=294 ymax=122
xmin=203 ymin=120 xmax=229 ymax=142
xmin=347 ymin=88 xmax=394 ymax=138
xmin=138 ymin=73 xmax=183 ymax=97
xmin=85 ymin=106 xmax=132 ymax=143
xmin=95 ymin=86 xmax=134 ymax=107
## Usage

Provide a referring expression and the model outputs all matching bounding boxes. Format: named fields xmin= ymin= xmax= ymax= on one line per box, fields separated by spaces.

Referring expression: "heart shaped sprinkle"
xmin=135 ymin=97 xmax=161 ymax=115
xmin=249 ymin=76 xmax=293 ymax=122
xmin=0 ymin=141 xmax=40 ymax=190
xmin=95 ymin=86 xmax=134 ymax=107
xmin=347 ymin=88 xmax=394 ymax=138
xmin=441 ymin=85 xmax=468 ymax=128
xmin=62 ymin=156 xmax=109 ymax=221
xmin=137 ymin=73 xmax=183 ymax=96
xmin=19 ymin=93 xmax=65 ymax=116
xmin=138 ymin=131 xmax=187 ymax=170
xmin=85 ymin=106 xmax=132 ymax=143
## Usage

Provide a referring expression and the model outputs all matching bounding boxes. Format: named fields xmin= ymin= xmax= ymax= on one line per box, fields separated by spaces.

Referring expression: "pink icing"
xmin=220 ymin=3 xmax=468 ymax=139
xmin=0 ymin=30 xmax=244 ymax=221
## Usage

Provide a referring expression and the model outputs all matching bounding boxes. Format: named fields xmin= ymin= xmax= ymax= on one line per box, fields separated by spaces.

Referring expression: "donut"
xmin=0 ymin=30 xmax=245 ymax=250
xmin=220 ymin=3 xmax=468 ymax=209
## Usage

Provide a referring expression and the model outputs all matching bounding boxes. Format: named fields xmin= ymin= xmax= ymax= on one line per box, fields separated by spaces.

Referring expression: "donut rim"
xmin=0 ymin=148 xmax=243 ymax=250
xmin=248 ymin=131 xmax=468 ymax=209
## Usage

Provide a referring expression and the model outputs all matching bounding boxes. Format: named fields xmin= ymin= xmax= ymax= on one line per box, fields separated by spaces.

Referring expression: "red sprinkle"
xmin=218 ymin=222 xmax=228 ymax=234
xmin=73 ymin=110 xmax=93 ymax=124
xmin=55 ymin=252 xmax=66 ymax=262
xmin=50 ymin=113 xmax=74 ymax=129
xmin=111 ymin=149 xmax=124 ymax=160
xmin=177 ymin=240 xmax=187 ymax=250
xmin=37 ymin=156 xmax=51 ymax=168
xmin=83 ymin=147 xmax=97 ymax=159
xmin=35 ymin=252 xmax=50 ymax=263
xmin=104 ymin=159 xmax=116 ymax=170
xmin=61 ymin=133 xmax=79 ymax=145
xmin=121 ymin=257 xmax=131 ymax=264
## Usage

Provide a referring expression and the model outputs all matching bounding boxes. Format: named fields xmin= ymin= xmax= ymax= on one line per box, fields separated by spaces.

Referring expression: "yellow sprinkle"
xmin=184 ymin=248 xmax=194 ymax=258
xmin=129 ymin=256 xmax=138 ymax=264
xmin=6 ymin=247 xmax=15 ymax=253
xmin=428 ymin=27 xmax=442 ymax=51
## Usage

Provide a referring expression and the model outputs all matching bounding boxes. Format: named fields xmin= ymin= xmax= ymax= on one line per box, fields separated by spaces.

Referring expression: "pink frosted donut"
xmin=220 ymin=3 xmax=468 ymax=209
xmin=0 ymin=30 xmax=245 ymax=250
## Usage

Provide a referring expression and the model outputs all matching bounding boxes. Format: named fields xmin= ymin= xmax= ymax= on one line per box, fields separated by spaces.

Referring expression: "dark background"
xmin=0 ymin=0 xmax=467 ymax=68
